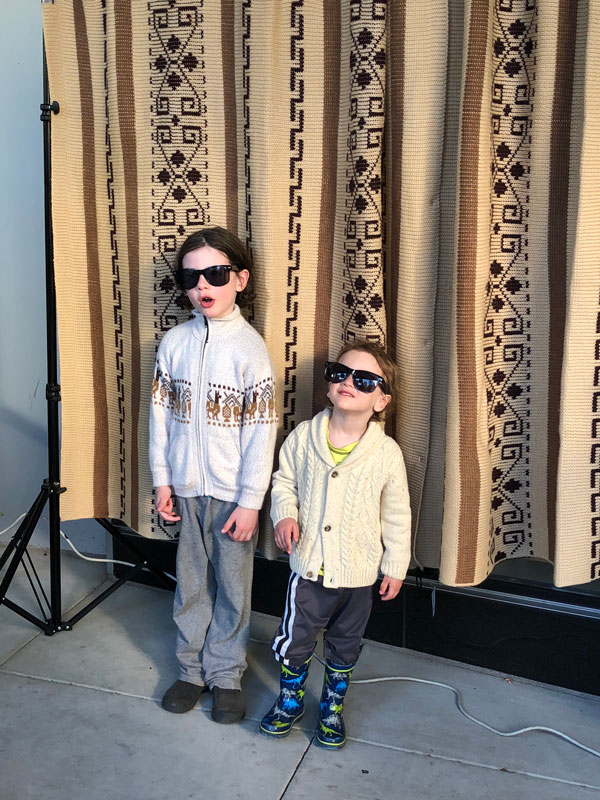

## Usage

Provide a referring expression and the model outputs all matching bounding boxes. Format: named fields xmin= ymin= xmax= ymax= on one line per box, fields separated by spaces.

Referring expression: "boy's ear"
xmin=374 ymin=393 xmax=391 ymax=414
xmin=236 ymin=269 xmax=250 ymax=292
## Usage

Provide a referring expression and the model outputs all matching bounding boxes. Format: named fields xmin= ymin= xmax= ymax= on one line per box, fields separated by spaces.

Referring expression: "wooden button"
xmin=324 ymin=525 xmax=331 ymax=531
xmin=331 ymin=471 xmax=338 ymax=478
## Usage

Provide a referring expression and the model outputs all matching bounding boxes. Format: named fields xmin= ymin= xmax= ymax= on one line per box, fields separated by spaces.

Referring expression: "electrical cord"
xmin=0 ymin=511 xmax=176 ymax=583
xmin=0 ymin=513 xmax=27 ymax=536
xmin=3 ymin=512 xmax=599 ymax=759
xmin=248 ymin=640 xmax=600 ymax=760
xmin=54 ymin=524 xmax=178 ymax=584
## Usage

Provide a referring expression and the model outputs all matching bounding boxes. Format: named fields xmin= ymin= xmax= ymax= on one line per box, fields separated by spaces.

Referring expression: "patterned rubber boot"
xmin=259 ymin=657 xmax=312 ymax=738
xmin=315 ymin=660 xmax=355 ymax=749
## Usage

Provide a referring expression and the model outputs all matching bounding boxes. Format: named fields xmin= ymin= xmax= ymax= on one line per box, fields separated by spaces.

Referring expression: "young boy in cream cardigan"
xmin=259 ymin=340 xmax=411 ymax=748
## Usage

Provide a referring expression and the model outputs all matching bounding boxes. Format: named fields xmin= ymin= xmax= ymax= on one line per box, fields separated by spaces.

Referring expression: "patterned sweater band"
xmin=149 ymin=306 xmax=278 ymax=510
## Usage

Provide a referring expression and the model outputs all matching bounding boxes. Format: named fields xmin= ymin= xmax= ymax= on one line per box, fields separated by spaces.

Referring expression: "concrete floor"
xmin=1 ymin=546 xmax=599 ymax=800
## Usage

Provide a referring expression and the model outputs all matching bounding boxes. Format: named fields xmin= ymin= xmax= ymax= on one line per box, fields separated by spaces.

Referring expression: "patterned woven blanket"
xmin=43 ymin=0 xmax=600 ymax=587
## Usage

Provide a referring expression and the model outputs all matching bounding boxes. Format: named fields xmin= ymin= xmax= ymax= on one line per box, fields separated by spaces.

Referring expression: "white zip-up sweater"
xmin=149 ymin=306 xmax=277 ymax=510
xmin=270 ymin=409 xmax=412 ymax=588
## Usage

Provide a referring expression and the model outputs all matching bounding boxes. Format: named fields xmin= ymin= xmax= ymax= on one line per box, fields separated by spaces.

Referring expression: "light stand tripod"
xmin=0 ymin=45 xmax=175 ymax=636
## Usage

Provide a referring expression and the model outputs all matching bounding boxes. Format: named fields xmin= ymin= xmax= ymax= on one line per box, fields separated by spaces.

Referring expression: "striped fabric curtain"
xmin=42 ymin=0 xmax=600 ymax=588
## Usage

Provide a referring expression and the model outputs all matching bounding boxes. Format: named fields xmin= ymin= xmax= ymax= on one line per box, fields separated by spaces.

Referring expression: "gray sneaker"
xmin=211 ymin=687 xmax=245 ymax=724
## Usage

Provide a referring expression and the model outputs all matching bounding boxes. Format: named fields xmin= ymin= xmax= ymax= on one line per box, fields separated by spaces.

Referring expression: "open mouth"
xmin=200 ymin=297 xmax=215 ymax=308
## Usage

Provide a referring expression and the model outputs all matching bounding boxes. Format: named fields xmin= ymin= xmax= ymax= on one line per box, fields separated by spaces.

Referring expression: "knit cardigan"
xmin=149 ymin=306 xmax=277 ymax=510
xmin=270 ymin=409 xmax=412 ymax=588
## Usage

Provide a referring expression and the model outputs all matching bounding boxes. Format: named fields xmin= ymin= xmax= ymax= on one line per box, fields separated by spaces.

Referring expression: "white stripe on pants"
xmin=271 ymin=571 xmax=373 ymax=667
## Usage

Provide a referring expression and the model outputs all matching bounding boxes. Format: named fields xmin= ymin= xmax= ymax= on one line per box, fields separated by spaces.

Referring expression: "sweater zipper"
xmin=198 ymin=316 xmax=209 ymax=494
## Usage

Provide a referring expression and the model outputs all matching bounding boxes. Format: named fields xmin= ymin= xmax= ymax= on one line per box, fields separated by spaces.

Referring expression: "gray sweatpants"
xmin=173 ymin=496 xmax=255 ymax=690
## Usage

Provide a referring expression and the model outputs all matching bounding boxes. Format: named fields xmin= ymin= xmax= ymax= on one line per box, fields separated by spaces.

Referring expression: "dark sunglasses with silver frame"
xmin=176 ymin=264 xmax=240 ymax=290
xmin=324 ymin=361 xmax=389 ymax=395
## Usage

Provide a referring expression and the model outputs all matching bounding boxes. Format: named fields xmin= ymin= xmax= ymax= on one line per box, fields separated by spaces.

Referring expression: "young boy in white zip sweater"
xmin=260 ymin=341 xmax=411 ymax=747
xmin=150 ymin=227 xmax=277 ymax=724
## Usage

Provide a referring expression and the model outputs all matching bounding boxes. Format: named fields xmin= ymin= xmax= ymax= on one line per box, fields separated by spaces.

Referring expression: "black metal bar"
xmin=96 ymin=519 xmax=176 ymax=589
xmin=0 ymin=38 xmax=66 ymax=633
xmin=41 ymin=41 xmax=63 ymax=629
xmin=0 ymin=491 xmax=47 ymax=600
xmin=24 ymin=548 xmax=52 ymax=612
xmin=0 ymin=527 xmax=20 ymax=572
xmin=0 ymin=39 xmax=174 ymax=636
xmin=21 ymin=552 xmax=51 ymax=620
xmin=66 ymin=563 xmax=147 ymax=628
xmin=0 ymin=504 xmax=45 ymax=574
xmin=1 ymin=597 xmax=50 ymax=632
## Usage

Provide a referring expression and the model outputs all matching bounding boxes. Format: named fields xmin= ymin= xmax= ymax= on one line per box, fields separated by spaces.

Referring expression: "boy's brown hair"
xmin=176 ymin=226 xmax=255 ymax=308
xmin=334 ymin=339 xmax=398 ymax=422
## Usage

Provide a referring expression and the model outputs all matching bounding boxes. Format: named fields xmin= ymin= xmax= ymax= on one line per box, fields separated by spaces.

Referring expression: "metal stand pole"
xmin=0 ymin=46 xmax=65 ymax=634
xmin=0 ymin=39 xmax=175 ymax=636
xmin=41 ymin=44 xmax=65 ymax=630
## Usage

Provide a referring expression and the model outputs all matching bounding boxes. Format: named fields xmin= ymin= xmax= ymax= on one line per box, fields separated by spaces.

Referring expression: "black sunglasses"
xmin=176 ymin=265 xmax=240 ymax=290
xmin=324 ymin=361 xmax=389 ymax=394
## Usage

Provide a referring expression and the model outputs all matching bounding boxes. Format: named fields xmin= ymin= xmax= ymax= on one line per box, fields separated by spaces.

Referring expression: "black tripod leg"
xmin=0 ymin=528 xmax=19 ymax=572
xmin=0 ymin=498 xmax=46 ymax=572
xmin=0 ymin=490 xmax=48 ymax=600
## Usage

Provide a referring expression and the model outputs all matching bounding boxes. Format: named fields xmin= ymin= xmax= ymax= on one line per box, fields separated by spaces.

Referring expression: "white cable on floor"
xmin=351 ymin=674 xmax=600 ymax=759
xmin=46 ymin=519 xmax=178 ymax=584
xmin=0 ymin=510 xmax=176 ymax=583
xmin=3 ymin=511 xmax=598 ymax=759
xmin=57 ymin=527 xmax=177 ymax=585
xmin=0 ymin=513 xmax=27 ymax=536
xmin=249 ymin=641 xmax=600 ymax=760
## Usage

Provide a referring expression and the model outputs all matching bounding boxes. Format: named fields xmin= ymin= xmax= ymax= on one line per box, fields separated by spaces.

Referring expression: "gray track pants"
xmin=173 ymin=496 xmax=255 ymax=690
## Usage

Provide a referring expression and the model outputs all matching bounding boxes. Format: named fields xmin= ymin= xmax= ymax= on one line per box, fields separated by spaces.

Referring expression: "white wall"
xmin=0 ymin=1 xmax=106 ymax=557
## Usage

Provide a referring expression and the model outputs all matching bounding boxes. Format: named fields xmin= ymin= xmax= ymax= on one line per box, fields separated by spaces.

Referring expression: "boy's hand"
xmin=274 ymin=518 xmax=300 ymax=554
xmin=222 ymin=506 xmax=258 ymax=542
xmin=379 ymin=576 xmax=403 ymax=601
xmin=155 ymin=485 xmax=181 ymax=522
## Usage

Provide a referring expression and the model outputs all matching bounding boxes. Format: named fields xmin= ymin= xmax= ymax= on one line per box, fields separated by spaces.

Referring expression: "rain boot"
xmin=315 ymin=659 xmax=355 ymax=748
xmin=259 ymin=656 xmax=312 ymax=737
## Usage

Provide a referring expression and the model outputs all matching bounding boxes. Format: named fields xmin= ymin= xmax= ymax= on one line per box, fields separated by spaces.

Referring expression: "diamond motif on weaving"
xmin=342 ymin=0 xmax=386 ymax=343
xmin=149 ymin=0 xmax=211 ymax=535
xmin=149 ymin=0 xmax=210 ymax=346
xmin=485 ymin=1 xmax=536 ymax=565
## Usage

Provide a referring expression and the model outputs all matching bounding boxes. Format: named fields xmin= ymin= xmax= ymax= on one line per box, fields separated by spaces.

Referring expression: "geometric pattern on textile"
xmin=593 ymin=289 xmax=600 ymax=580
xmin=42 ymin=0 xmax=600 ymax=587
xmin=242 ymin=0 xmax=252 ymax=312
xmin=486 ymin=1 xmax=536 ymax=565
xmin=149 ymin=1 xmax=209 ymax=536
xmin=103 ymin=2 xmax=126 ymax=521
xmin=150 ymin=1 xmax=208 ymax=333
xmin=342 ymin=0 xmax=386 ymax=344
xmin=282 ymin=0 xmax=305 ymax=433
xmin=205 ymin=379 xmax=276 ymax=428
xmin=152 ymin=368 xmax=192 ymax=424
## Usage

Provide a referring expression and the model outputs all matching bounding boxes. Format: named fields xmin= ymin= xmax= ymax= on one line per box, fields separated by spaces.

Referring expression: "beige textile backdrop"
xmin=42 ymin=0 xmax=600 ymax=588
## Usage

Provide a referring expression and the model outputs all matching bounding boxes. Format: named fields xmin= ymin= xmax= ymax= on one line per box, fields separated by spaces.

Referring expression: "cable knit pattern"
xmin=271 ymin=409 xmax=411 ymax=588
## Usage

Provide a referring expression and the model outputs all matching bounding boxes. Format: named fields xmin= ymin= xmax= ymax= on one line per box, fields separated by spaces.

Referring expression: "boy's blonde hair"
xmin=334 ymin=339 xmax=398 ymax=422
